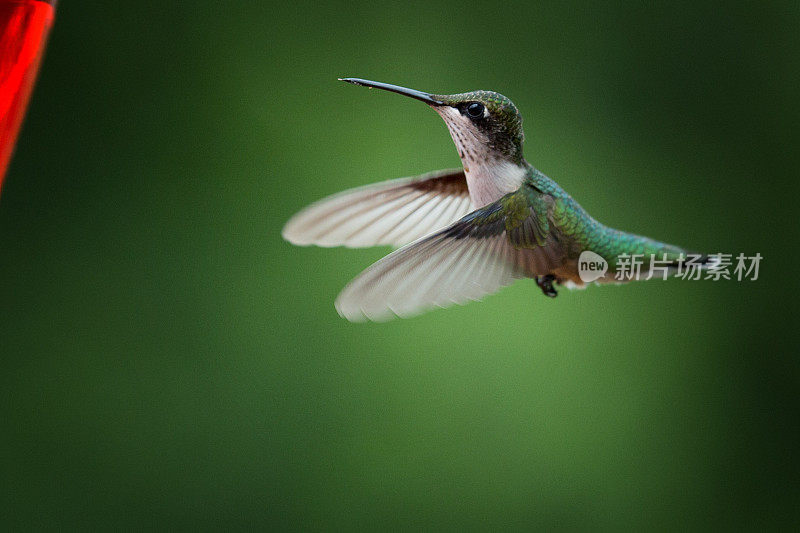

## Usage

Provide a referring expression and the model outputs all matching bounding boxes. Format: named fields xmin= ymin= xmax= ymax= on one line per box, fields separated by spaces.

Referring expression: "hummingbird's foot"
xmin=536 ymin=274 xmax=558 ymax=298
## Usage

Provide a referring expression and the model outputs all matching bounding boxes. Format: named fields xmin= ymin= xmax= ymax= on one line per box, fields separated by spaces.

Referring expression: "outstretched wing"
xmin=282 ymin=169 xmax=472 ymax=248
xmin=335 ymin=186 xmax=567 ymax=322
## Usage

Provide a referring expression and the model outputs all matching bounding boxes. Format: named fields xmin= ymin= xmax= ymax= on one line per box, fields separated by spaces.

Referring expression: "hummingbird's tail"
xmin=588 ymin=227 xmax=720 ymax=283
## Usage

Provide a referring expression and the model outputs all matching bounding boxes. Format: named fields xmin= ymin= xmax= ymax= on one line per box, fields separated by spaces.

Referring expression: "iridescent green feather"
xmin=524 ymin=167 xmax=689 ymax=271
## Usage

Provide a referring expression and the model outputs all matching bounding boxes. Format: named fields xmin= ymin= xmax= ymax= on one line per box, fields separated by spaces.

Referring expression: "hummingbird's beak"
xmin=339 ymin=78 xmax=444 ymax=106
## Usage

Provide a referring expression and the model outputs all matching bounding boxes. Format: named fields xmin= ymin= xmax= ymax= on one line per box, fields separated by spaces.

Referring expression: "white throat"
xmin=435 ymin=107 xmax=526 ymax=208
xmin=462 ymin=159 xmax=527 ymax=208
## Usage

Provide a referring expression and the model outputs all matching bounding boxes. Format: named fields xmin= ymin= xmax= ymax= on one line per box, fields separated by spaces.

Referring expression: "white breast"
xmin=464 ymin=159 xmax=527 ymax=207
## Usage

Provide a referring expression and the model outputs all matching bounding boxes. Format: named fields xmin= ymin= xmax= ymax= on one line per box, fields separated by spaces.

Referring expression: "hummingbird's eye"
xmin=466 ymin=102 xmax=485 ymax=118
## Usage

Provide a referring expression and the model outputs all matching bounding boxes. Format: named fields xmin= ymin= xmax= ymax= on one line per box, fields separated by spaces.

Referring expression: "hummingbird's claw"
xmin=536 ymin=275 xmax=558 ymax=298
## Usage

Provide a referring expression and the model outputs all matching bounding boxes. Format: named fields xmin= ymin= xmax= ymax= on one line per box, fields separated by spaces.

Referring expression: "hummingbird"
xmin=283 ymin=78 xmax=714 ymax=322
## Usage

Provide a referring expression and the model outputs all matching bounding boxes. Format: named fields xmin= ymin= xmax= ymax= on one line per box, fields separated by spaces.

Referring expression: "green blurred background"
xmin=1 ymin=1 xmax=798 ymax=529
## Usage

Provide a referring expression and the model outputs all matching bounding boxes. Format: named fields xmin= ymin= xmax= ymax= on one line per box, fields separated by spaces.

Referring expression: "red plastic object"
xmin=0 ymin=0 xmax=54 ymax=192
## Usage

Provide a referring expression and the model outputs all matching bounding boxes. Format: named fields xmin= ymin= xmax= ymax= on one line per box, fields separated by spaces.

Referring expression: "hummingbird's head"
xmin=339 ymin=78 xmax=525 ymax=166
xmin=430 ymin=90 xmax=524 ymax=166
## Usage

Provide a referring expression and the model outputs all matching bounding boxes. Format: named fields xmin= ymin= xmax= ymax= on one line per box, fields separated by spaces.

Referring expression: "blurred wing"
xmin=335 ymin=187 xmax=566 ymax=322
xmin=282 ymin=169 xmax=472 ymax=248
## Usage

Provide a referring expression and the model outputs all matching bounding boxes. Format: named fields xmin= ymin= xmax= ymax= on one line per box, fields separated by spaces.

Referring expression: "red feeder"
xmin=0 ymin=0 xmax=55 ymax=193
